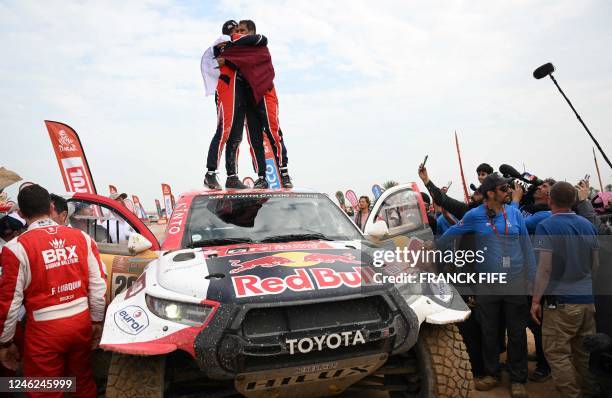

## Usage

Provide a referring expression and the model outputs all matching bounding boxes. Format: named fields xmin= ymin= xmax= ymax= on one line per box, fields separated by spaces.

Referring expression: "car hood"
xmin=155 ymin=241 xmax=388 ymax=304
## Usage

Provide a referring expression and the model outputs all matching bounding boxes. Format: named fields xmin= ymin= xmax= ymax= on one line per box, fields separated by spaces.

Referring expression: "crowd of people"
xmin=342 ymin=161 xmax=611 ymax=398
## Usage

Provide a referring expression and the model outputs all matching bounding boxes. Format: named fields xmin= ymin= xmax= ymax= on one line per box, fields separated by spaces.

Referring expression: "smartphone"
xmin=446 ymin=181 xmax=452 ymax=189
xmin=422 ymin=155 xmax=429 ymax=167
xmin=584 ymin=174 xmax=590 ymax=181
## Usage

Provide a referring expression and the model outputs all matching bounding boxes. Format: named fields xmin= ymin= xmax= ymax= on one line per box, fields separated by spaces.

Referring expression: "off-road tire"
xmin=416 ymin=323 xmax=473 ymax=397
xmin=105 ymin=353 xmax=165 ymax=398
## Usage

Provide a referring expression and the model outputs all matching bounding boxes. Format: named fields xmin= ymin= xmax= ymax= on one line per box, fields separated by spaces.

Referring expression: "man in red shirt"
xmin=0 ymin=184 xmax=107 ymax=397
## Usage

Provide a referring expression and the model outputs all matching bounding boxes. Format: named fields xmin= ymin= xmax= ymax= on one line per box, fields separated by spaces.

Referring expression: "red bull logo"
xmin=229 ymin=252 xmax=362 ymax=274
xmin=232 ymin=267 xmax=377 ymax=298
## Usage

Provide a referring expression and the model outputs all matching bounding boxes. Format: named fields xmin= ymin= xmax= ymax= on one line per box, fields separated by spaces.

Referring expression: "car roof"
xmin=179 ymin=187 xmax=320 ymax=198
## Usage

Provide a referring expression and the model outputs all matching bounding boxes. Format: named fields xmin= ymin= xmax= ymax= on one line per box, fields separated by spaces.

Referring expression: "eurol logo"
xmin=232 ymin=267 xmax=377 ymax=298
xmin=229 ymin=252 xmax=361 ymax=274
xmin=114 ymin=305 xmax=149 ymax=335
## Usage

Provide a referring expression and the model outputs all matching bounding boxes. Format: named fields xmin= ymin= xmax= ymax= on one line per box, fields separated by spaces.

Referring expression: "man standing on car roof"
xmin=222 ymin=19 xmax=293 ymax=189
xmin=0 ymin=184 xmax=107 ymax=398
xmin=202 ymin=20 xmax=250 ymax=190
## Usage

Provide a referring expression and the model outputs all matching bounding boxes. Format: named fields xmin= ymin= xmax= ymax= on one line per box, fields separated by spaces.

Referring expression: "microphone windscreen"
xmin=499 ymin=164 xmax=522 ymax=179
xmin=533 ymin=63 xmax=555 ymax=79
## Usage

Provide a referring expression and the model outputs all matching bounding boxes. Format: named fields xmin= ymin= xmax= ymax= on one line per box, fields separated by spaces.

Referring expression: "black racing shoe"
xmin=204 ymin=172 xmax=221 ymax=190
xmin=280 ymin=172 xmax=293 ymax=188
xmin=253 ymin=177 xmax=268 ymax=189
xmin=225 ymin=175 xmax=248 ymax=189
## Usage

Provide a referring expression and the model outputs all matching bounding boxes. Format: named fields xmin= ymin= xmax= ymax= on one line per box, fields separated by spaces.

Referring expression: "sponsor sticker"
xmin=232 ymin=267 xmax=373 ymax=298
xmin=286 ymin=330 xmax=366 ymax=355
xmin=114 ymin=305 xmax=149 ymax=335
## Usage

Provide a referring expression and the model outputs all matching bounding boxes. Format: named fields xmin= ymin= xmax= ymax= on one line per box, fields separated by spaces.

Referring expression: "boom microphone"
xmin=499 ymin=164 xmax=543 ymax=186
xmin=533 ymin=63 xmax=555 ymax=79
xmin=499 ymin=164 xmax=522 ymax=179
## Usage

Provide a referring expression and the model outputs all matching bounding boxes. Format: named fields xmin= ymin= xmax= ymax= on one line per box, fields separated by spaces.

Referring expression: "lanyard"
xmin=487 ymin=206 xmax=509 ymax=253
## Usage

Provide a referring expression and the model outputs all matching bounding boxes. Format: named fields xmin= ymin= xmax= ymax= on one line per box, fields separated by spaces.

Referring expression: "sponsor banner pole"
xmin=593 ymin=147 xmax=604 ymax=193
xmin=44 ymin=120 xmax=97 ymax=194
xmin=454 ymin=131 xmax=470 ymax=204
xmin=109 ymin=185 xmax=118 ymax=195
xmin=345 ymin=190 xmax=358 ymax=209
xmin=161 ymin=183 xmax=174 ymax=218
xmin=155 ymin=199 xmax=162 ymax=218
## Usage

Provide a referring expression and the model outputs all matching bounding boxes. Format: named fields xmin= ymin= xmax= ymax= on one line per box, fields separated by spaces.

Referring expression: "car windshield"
xmin=184 ymin=193 xmax=362 ymax=248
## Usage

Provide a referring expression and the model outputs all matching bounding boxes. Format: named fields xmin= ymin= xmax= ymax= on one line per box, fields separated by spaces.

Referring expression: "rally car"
xmin=69 ymin=186 xmax=473 ymax=398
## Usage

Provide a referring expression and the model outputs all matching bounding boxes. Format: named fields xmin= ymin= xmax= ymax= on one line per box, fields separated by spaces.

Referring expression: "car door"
xmin=363 ymin=183 xmax=433 ymax=247
xmin=68 ymin=193 xmax=161 ymax=300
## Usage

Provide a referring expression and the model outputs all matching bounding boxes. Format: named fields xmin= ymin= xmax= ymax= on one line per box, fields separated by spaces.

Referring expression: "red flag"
xmin=45 ymin=120 xmax=97 ymax=194
xmin=162 ymin=183 xmax=174 ymax=218
xmin=454 ymin=131 xmax=470 ymax=204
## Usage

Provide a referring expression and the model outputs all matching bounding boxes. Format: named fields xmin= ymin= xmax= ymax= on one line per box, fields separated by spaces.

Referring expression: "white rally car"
xmin=75 ymin=186 xmax=473 ymax=398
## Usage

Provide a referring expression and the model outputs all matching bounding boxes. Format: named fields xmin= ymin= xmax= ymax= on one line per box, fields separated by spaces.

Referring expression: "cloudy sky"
xmin=2 ymin=0 xmax=612 ymax=210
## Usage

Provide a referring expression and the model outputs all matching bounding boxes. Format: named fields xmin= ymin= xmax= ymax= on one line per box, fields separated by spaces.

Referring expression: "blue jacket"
xmin=438 ymin=203 xmax=536 ymax=280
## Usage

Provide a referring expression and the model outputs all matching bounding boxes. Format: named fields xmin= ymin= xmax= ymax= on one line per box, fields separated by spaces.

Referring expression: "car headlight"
xmin=428 ymin=281 xmax=453 ymax=304
xmin=145 ymin=295 xmax=214 ymax=327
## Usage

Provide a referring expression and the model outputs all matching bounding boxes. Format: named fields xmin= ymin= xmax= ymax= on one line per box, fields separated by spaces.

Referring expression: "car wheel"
xmin=105 ymin=353 xmax=165 ymax=398
xmin=389 ymin=324 xmax=473 ymax=398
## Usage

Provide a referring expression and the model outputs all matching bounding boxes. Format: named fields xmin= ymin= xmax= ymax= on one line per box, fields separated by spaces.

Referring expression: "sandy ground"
xmin=340 ymin=331 xmax=557 ymax=398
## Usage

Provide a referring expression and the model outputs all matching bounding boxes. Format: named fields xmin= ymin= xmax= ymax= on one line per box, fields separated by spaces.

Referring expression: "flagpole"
xmin=593 ymin=147 xmax=604 ymax=193
xmin=455 ymin=131 xmax=470 ymax=203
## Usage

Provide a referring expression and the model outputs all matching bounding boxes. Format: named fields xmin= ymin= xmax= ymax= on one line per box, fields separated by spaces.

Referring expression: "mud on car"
xmin=73 ymin=186 xmax=474 ymax=398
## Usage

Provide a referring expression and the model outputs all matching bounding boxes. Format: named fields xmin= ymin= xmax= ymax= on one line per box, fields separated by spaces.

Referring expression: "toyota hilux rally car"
xmin=66 ymin=185 xmax=473 ymax=398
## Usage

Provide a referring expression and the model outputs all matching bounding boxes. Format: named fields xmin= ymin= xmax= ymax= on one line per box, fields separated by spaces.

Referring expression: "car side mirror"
xmin=128 ymin=233 xmax=153 ymax=254
xmin=364 ymin=220 xmax=389 ymax=239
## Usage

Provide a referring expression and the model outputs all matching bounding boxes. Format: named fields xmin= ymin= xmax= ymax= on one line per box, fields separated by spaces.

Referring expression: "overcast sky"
xmin=2 ymin=0 xmax=612 ymax=210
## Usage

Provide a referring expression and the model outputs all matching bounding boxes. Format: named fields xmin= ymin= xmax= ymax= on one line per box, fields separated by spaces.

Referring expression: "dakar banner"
xmin=162 ymin=183 xmax=174 ymax=218
xmin=45 ymin=120 xmax=97 ymax=194
xmin=109 ymin=185 xmax=118 ymax=194
xmin=155 ymin=199 xmax=162 ymax=218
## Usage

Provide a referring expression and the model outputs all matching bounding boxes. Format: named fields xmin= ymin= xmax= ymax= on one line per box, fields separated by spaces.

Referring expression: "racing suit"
xmin=0 ymin=219 xmax=107 ymax=398
xmin=222 ymin=34 xmax=290 ymax=175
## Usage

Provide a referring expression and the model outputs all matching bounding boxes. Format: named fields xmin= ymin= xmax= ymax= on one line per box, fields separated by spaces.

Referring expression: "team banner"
xmin=162 ymin=183 xmax=174 ymax=218
xmin=372 ymin=184 xmax=382 ymax=199
xmin=345 ymin=190 xmax=358 ymax=209
xmin=123 ymin=198 xmax=135 ymax=214
xmin=109 ymin=185 xmax=118 ymax=194
xmin=45 ymin=120 xmax=97 ymax=194
xmin=155 ymin=199 xmax=162 ymax=218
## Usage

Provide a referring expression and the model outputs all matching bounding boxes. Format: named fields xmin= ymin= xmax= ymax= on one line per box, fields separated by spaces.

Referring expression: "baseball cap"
xmin=110 ymin=192 xmax=128 ymax=201
xmin=479 ymin=173 xmax=512 ymax=194
xmin=222 ymin=20 xmax=238 ymax=35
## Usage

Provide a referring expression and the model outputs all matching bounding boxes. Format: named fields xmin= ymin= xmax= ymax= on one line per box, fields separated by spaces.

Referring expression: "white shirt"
xmin=200 ymin=35 xmax=231 ymax=97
